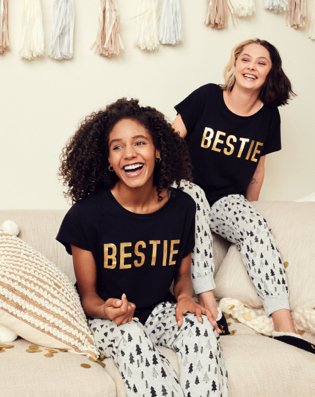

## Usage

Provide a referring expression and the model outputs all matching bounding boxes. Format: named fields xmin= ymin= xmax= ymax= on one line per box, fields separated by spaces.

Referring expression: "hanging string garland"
xmin=20 ymin=0 xmax=45 ymax=60
xmin=288 ymin=0 xmax=307 ymax=28
xmin=228 ymin=0 xmax=255 ymax=17
xmin=136 ymin=0 xmax=159 ymax=51
xmin=0 ymin=0 xmax=9 ymax=54
xmin=205 ymin=0 xmax=230 ymax=29
xmin=264 ymin=0 xmax=288 ymax=13
xmin=93 ymin=0 xmax=124 ymax=58
xmin=159 ymin=0 xmax=182 ymax=45
xmin=49 ymin=0 xmax=75 ymax=60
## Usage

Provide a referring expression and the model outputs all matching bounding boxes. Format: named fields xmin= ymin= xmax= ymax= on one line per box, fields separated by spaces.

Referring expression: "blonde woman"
xmin=173 ymin=39 xmax=314 ymax=354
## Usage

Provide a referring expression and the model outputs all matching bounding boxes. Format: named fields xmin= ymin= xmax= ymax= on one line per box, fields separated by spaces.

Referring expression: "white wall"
xmin=1 ymin=0 xmax=314 ymax=209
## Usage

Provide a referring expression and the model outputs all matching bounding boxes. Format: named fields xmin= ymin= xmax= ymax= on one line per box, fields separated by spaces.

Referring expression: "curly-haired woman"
xmin=173 ymin=38 xmax=315 ymax=354
xmin=57 ymin=98 xmax=228 ymax=397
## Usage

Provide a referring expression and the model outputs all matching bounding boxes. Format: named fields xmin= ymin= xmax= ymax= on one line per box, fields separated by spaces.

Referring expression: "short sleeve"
xmin=182 ymin=198 xmax=196 ymax=258
xmin=262 ymin=108 xmax=282 ymax=155
xmin=174 ymin=85 xmax=209 ymax=135
xmin=56 ymin=204 xmax=93 ymax=255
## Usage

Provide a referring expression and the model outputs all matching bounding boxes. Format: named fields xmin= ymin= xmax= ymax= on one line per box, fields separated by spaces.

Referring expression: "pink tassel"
xmin=205 ymin=0 xmax=230 ymax=29
xmin=288 ymin=0 xmax=307 ymax=29
xmin=0 ymin=0 xmax=9 ymax=54
xmin=93 ymin=0 xmax=124 ymax=58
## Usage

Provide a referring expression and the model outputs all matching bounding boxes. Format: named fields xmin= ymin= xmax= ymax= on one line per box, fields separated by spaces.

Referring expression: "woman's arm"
xmin=172 ymin=114 xmax=188 ymax=138
xmin=71 ymin=245 xmax=135 ymax=324
xmin=246 ymin=156 xmax=266 ymax=201
xmin=174 ymin=253 xmax=220 ymax=332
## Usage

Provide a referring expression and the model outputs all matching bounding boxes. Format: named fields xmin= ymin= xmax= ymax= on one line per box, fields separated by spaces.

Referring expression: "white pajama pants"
xmin=179 ymin=181 xmax=290 ymax=316
xmin=89 ymin=301 xmax=228 ymax=397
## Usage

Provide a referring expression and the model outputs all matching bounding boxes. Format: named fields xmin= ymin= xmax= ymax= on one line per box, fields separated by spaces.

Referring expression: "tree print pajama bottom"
xmin=89 ymin=301 xmax=228 ymax=397
xmin=179 ymin=181 xmax=290 ymax=316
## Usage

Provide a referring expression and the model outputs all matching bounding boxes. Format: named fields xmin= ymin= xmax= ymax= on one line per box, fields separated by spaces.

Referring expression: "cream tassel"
xmin=309 ymin=0 xmax=315 ymax=39
xmin=205 ymin=0 xmax=230 ymax=29
xmin=228 ymin=0 xmax=255 ymax=17
xmin=0 ymin=0 xmax=9 ymax=54
xmin=159 ymin=0 xmax=182 ymax=45
xmin=93 ymin=0 xmax=124 ymax=58
xmin=288 ymin=0 xmax=307 ymax=28
xmin=49 ymin=0 xmax=75 ymax=60
xmin=264 ymin=0 xmax=288 ymax=13
xmin=136 ymin=0 xmax=159 ymax=51
xmin=20 ymin=0 xmax=45 ymax=60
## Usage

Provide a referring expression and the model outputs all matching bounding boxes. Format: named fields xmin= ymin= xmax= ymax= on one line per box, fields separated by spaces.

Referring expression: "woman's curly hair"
xmin=59 ymin=98 xmax=193 ymax=203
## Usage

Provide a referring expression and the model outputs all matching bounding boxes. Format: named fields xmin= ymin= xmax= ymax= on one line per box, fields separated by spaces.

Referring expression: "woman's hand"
xmin=176 ymin=295 xmax=220 ymax=333
xmin=198 ymin=290 xmax=221 ymax=334
xmin=103 ymin=293 xmax=136 ymax=325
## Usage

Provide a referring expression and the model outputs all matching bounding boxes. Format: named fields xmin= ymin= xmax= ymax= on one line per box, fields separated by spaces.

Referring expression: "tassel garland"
xmin=228 ymin=0 xmax=255 ymax=17
xmin=205 ymin=0 xmax=230 ymax=29
xmin=0 ymin=0 xmax=9 ymax=54
xmin=93 ymin=0 xmax=124 ymax=58
xmin=136 ymin=0 xmax=159 ymax=51
xmin=20 ymin=0 xmax=45 ymax=60
xmin=264 ymin=0 xmax=288 ymax=13
xmin=49 ymin=0 xmax=75 ymax=60
xmin=159 ymin=0 xmax=182 ymax=45
xmin=288 ymin=0 xmax=307 ymax=28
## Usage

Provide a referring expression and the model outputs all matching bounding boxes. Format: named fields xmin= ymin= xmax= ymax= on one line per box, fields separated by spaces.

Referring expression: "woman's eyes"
xmin=112 ymin=141 xmax=146 ymax=151
xmin=241 ymin=57 xmax=267 ymax=66
xmin=135 ymin=140 xmax=146 ymax=146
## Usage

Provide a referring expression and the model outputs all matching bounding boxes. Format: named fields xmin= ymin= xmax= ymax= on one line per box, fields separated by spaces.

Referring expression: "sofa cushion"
xmin=0 ymin=339 xmax=116 ymax=397
xmin=0 ymin=230 xmax=98 ymax=356
xmin=215 ymin=202 xmax=315 ymax=334
xmin=220 ymin=321 xmax=315 ymax=397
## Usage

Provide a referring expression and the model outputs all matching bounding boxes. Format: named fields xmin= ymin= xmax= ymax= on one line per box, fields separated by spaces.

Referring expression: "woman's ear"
xmin=155 ymin=150 xmax=161 ymax=161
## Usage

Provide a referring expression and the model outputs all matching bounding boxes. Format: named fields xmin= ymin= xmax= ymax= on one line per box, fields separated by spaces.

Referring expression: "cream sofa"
xmin=0 ymin=203 xmax=315 ymax=397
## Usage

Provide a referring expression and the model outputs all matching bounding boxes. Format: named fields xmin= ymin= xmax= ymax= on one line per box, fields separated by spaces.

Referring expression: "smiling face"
xmin=108 ymin=118 xmax=159 ymax=191
xmin=234 ymin=43 xmax=272 ymax=93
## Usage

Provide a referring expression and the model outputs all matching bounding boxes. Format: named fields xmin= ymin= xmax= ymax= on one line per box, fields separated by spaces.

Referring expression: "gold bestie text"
xmin=201 ymin=128 xmax=263 ymax=162
xmin=104 ymin=240 xmax=181 ymax=269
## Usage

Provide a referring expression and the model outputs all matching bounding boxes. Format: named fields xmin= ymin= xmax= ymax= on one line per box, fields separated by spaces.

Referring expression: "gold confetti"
xmin=283 ymin=261 xmax=289 ymax=268
xmin=44 ymin=352 xmax=55 ymax=358
xmin=296 ymin=329 xmax=305 ymax=335
xmin=242 ymin=313 xmax=252 ymax=321
xmin=228 ymin=304 xmax=235 ymax=310
xmin=26 ymin=344 xmax=42 ymax=353
xmin=0 ymin=347 xmax=5 ymax=353
xmin=230 ymin=329 xmax=237 ymax=335
xmin=47 ymin=349 xmax=59 ymax=354
xmin=0 ymin=344 xmax=14 ymax=349
xmin=80 ymin=363 xmax=91 ymax=369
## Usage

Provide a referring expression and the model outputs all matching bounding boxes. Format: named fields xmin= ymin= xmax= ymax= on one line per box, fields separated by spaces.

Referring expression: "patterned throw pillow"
xmin=0 ymin=230 xmax=98 ymax=356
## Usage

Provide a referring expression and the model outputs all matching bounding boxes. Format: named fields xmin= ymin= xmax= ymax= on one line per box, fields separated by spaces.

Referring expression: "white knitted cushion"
xmin=0 ymin=230 xmax=98 ymax=356
xmin=215 ymin=201 xmax=315 ymax=335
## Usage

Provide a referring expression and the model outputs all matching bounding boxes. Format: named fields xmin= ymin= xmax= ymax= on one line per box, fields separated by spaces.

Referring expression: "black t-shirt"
xmin=175 ymin=83 xmax=281 ymax=205
xmin=57 ymin=188 xmax=195 ymax=324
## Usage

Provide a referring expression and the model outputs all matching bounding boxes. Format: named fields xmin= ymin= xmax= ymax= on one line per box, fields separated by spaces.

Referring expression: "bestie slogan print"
xmin=104 ymin=239 xmax=181 ymax=269
xmin=200 ymin=127 xmax=263 ymax=162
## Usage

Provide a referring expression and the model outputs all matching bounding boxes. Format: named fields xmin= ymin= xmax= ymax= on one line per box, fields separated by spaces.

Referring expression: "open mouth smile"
xmin=123 ymin=163 xmax=144 ymax=174
xmin=243 ymin=73 xmax=257 ymax=81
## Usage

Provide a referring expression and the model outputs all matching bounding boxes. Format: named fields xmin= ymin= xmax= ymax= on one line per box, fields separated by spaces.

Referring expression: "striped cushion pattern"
xmin=0 ymin=230 xmax=98 ymax=356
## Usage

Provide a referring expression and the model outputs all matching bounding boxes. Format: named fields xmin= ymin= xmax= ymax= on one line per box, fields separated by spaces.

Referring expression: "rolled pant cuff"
xmin=264 ymin=295 xmax=290 ymax=317
xmin=193 ymin=276 xmax=216 ymax=295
